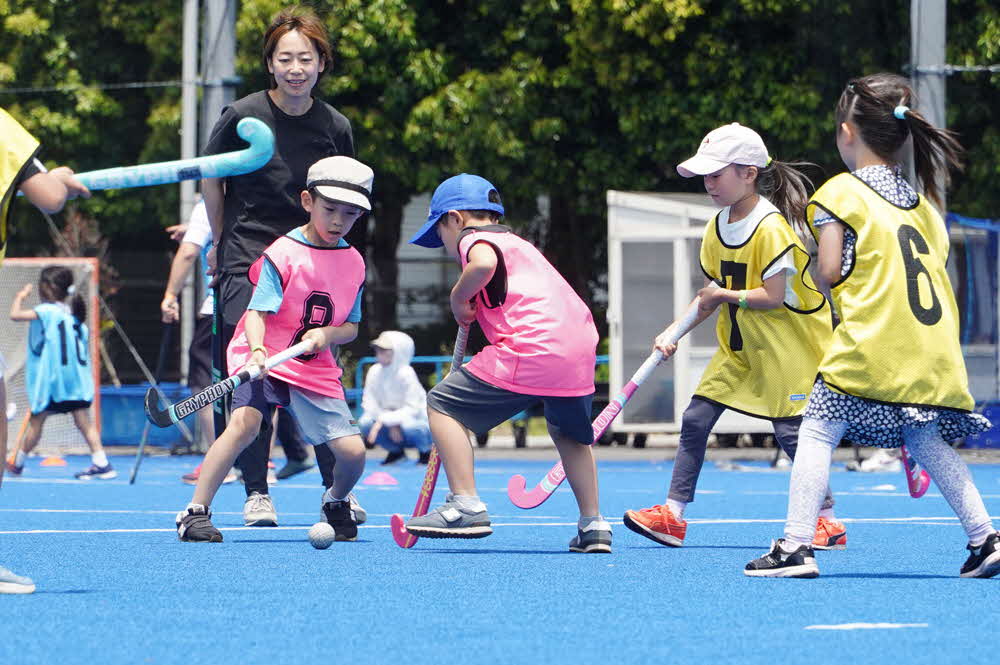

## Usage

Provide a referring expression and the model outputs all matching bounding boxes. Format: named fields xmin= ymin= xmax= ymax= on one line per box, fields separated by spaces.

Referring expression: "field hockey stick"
xmin=900 ymin=444 xmax=931 ymax=498
xmin=18 ymin=117 xmax=273 ymax=194
xmin=507 ymin=290 xmax=711 ymax=509
xmin=390 ymin=325 xmax=470 ymax=549
xmin=129 ymin=323 xmax=175 ymax=484
xmin=143 ymin=339 xmax=313 ymax=428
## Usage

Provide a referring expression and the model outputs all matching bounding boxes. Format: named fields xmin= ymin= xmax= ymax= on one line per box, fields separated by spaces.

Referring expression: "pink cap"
xmin=677 ymin=123 xmax=771 ymax=177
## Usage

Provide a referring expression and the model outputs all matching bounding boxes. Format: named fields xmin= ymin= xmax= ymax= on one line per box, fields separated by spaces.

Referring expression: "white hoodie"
xmin=360 ymin=331 xmax=428 ymax=427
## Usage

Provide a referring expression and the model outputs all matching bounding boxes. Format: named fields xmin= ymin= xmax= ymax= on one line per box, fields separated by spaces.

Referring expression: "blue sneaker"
xmin=74 ymin=463 xmax=117 ymax=480
xmin=0 ymin=565 xmax=36 ymax=594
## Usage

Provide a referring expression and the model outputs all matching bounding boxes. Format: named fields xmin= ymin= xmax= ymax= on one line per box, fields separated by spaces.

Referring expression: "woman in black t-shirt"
xmin=200 ymin=7 xmax=358 ymax=527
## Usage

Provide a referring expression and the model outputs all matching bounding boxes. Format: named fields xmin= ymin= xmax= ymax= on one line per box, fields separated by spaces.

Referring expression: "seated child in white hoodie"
xmin=359 ymin=331 xmax=432 ymax=464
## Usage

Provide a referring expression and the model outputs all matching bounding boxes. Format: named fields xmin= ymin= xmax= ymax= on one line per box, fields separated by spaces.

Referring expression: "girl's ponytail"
xmin=753 ymin=159 xmax=816 ymax=236
xmin=898 ymin=105 xmax=964 ymax=208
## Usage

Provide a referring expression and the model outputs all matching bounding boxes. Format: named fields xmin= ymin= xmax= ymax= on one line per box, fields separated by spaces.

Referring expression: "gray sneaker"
xmin=405 ymin=494 xmax=492 ymax=539
xmin=243 ymin=491 xmax=278 ymax=526
xmin=569 ymin=519 xmax=613 ymax=554
xmin=0 ymin=565 xmax=36 ymax=594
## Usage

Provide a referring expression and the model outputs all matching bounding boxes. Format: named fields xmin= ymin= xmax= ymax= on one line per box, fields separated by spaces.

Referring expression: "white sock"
xmin=665 ymin=498 xmax=686 ymax=518
xmin=13 ymin=450 xmax=25 ymax=467
xmin=818 ymin=507 xmax=836 ymax=520
xmin=578 ymin=515 xmax=607 ymax=530
xmin=186 ymin=502 xmax=207 ymax=513
xmin=452 ymin=494 xmax=486 ymax=513
xmin=322 ymin=487 xmax=346 ymax=504
xmin=92 ymin=450 xmax=109 ymax=467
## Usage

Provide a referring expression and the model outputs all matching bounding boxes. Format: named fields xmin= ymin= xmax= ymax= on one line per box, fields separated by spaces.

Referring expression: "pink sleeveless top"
xmin=228 ymin=234 xmax=365 ymax=399
xmin=458 ymin=226 xmax=597 ymax=397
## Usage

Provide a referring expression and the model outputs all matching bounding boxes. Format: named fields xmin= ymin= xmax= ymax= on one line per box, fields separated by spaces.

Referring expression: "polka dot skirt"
xmin=804 ymin=377 xmax=991 ymax=448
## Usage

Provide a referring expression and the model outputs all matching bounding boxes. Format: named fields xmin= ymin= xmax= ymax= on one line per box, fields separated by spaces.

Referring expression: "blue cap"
xmin=408 ymin=174 xmax=505 ymax=248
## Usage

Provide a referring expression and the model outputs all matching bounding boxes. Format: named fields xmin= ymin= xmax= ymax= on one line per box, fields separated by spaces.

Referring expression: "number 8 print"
xmin=290 ymin=291 xmax=335 ymax=362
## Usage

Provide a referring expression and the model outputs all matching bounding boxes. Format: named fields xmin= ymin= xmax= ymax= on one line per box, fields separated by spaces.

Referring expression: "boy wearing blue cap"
xmin=406 ymin=174 xmax=611 ymax=553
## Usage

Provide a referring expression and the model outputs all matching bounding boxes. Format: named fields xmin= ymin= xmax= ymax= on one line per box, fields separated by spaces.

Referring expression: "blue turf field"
xmin=1 ymin=454 xmax=998 ymax=665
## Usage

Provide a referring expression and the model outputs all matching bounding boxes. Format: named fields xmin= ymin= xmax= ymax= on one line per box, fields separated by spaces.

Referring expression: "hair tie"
xmin=893 ymin=105 xmax=909 ymax=120
xmin=66 ymin=284 xmax=77 ymax=296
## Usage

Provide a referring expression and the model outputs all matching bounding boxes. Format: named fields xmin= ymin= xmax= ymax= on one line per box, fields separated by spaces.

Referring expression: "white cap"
xmin=370 ymin=331 xmax=394 ymax=349
xmin=676 ymin=123 xmax=771 ymax=178
xmin=306 ymin=156 xmax=374 ymax=211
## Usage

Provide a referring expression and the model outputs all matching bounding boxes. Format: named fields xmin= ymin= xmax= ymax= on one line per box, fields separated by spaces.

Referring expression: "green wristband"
xmin=738 ymin=290 xmax=749 ymax=309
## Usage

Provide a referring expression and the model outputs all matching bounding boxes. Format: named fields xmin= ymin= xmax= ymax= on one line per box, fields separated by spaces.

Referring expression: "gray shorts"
xmin=427 ymin=368 xmax=594 ymax=444
xmin=231 ymin=375 xmax=360 ymax=446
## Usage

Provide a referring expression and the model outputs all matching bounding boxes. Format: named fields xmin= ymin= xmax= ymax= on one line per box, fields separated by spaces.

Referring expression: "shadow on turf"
xmin=627 ymin=545 xmax=762 ymax=550
xmin=418 ymin=548 xmax=569 ymax=555
xmin=823 ymin=572 xmax=954 ymax=580
xmin=230 ymin=539 xmax=374 ymax=544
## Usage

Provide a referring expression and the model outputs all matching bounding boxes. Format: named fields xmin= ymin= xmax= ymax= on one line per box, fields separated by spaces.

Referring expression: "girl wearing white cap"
xmin=624 ymin=123 xmax=844 ymax=550
xmin=746 ymin=74 xmax=998 ymax=578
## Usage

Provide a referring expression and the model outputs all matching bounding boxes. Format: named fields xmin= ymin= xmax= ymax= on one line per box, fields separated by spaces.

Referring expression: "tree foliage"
xmin=1 ymin=0 xmax=997 ymax=341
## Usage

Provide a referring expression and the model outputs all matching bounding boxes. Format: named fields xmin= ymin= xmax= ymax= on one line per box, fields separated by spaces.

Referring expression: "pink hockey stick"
xmin=507 ymin=292 xmax=709 ymax=509
xmin=900 ymin=444 xmax=931 ymax=498
xmin=390 ymin=326 xmax=470 ymax=548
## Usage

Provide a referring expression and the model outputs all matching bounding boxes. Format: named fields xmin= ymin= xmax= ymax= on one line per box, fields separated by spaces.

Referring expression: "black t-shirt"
xmin=203 ymin=90 xmax=355 ymax=274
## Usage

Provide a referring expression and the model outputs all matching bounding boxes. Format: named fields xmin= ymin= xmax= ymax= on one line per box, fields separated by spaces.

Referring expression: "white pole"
xmin=910 ymin=0 xmax=947 ymax=211
xmin=179 ymin=0 xmax=200 ymax=384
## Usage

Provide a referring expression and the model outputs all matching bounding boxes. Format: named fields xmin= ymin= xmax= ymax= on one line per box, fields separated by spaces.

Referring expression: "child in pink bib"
xmin=405 ymin=174 xmax=611 ymax=553
xmin=175 ymin=156 xmax=372 ymax=545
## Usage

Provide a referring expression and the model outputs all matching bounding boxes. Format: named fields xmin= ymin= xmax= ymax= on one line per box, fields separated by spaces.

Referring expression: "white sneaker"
xmin=0 ymin=565 xmax=36 ymax=594
xmin=243 ymin=491 xmax=278 ymax=526
xmin=859 ymin=449 xmax=902 ymax=473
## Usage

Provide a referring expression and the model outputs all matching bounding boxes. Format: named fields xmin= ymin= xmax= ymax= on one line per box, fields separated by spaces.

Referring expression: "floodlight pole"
xmin=910 ymin=0 xmax=947 ymax=211
xmin=179 ymin=0 xmax=200 ymax=382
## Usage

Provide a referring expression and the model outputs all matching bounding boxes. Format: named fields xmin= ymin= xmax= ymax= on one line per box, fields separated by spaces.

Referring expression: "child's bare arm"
xmin=9 ymin=284 xmax=38 ymax=321
xmin=815 ymin=222 xmax=846 ymax=290
xmin=450 ymin=243 xmax=497 ymax=325
xmin=18 ymin=167 xmax=90 ymax=214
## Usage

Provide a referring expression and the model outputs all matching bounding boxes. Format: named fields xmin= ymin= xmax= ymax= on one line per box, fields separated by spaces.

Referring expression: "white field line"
xmin=805 ymin=623 xmax=929 ymax=631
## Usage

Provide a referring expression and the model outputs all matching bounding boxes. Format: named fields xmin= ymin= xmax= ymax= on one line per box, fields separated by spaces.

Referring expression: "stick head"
xmin=390 ymin=513 xmax=418 ymax=548
xmin=144 ymin=388 xmax=173 ymax=428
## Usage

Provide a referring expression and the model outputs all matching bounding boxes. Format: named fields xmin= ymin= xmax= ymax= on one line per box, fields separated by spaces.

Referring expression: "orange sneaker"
xmin=623 ymin=504 xmax=686 ymax=547
xmin=813 ymin=516 xmax=847 ymax=550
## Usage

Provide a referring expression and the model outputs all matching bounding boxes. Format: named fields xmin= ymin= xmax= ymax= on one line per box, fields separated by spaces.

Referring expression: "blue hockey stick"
xmin=20 ymin=117 xmax=273 ymax=193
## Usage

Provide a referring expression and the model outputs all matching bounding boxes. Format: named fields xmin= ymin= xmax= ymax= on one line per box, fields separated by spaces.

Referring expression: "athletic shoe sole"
xmin=569 ymin=542 xmax=612 ymax=554
xmin=404 ymin=525 xmax=493 ymax=539
xmin=960 ymin=550 xmax=1000 ymax=579
xmin=744 ymin=563 xmax=819 ymax=578
xmin=0 ymin=581 xmax=36 ymax=594
xmin=76 ymin=470 xmax=117 ymax=480
xmin=623 ymin=512 xmax=683 ymax=547
xmin=813 ymin=538 xmax=847 ymax=551
xmin=178 ymin=533 xmax=223 ymax=543
xmin=244 ymin=516 xmax=278 ymax=527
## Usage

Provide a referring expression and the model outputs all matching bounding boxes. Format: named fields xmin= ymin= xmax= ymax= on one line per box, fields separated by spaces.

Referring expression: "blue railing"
xmin=345 ymin=354 xmax=610 ymax=409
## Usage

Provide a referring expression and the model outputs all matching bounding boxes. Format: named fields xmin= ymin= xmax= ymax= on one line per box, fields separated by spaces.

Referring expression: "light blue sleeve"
xmin=347 ymin=287 xmax=363 ymax=323
xmin=247 ymin=260 xmax=284 ymax=313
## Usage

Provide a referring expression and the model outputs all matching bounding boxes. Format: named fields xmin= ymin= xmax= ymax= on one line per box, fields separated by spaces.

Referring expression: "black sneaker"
xmin=960 ymin=532 xmax=1000 ymax=578
xmin=176 ymin=505 xmax=223 ymax=542
xmin=322 ymin=499 xmax=358 ymax=542
xmin=276 ymin=458 xmax=315 ymax=480
xmin=417 ymin=450 xmax=431 ymax=465
xmin=744 ymin=539 xmax=819 ymax=578
xmin=381 ymin=450 xmax=406 ymax=466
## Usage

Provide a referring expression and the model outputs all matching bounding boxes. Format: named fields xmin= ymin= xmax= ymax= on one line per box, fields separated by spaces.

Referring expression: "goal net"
xmin=1 ymin=258 xmax=101 ymax=458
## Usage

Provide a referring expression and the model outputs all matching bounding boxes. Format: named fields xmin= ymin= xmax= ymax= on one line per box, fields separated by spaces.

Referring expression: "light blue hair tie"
xmin=893 ymin=105 xmax=909 ymax=120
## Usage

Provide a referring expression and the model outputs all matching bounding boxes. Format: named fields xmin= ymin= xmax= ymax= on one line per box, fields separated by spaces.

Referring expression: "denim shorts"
xmin=426 ymin=368 xmax=594 ymax=444
xmin=231 ymin=375 xmax=359 ymax=446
